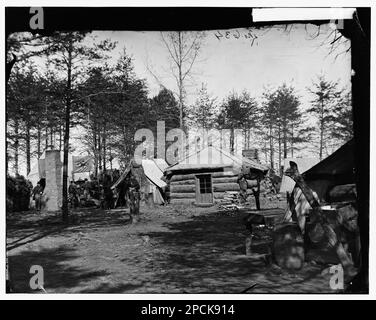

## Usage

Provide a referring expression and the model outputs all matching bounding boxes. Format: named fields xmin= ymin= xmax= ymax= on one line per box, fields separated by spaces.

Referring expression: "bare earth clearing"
xmin=7 ymin=201 xmax=339 ymax=294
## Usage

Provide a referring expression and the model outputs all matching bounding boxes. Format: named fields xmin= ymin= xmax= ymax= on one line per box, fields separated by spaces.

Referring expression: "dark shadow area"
xmin=8 ymin=245 xmax=109 ymax=293
xmin=7 ymin=208 xmax=132 ymax=250
xmin=7 ymin=206 xmax=332 ymax=293
xmin=7 ymin=227 xmax=65 ymax=251
xmin=136 ymin=209 xmax=328 ymax=293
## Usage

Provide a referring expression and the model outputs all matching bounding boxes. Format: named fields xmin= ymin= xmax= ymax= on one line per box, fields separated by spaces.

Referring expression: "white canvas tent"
xmin=112 ymin=158 xmax=168 ymax=205
xmin=142 ymin=159 xmax=167 ymax=204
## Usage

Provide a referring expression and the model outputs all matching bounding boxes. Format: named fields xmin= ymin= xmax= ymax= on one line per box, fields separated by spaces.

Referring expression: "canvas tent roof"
xmin=279 ymin=157 xmax=320 ymax=193
xmin=141 ymin=159 xmax=167 ymax=189
xmin=166 ymin=145 xmax=268 ymax=173
xmin=302 ymin=139 xmax=355 ymax=201
xmin=303 ymin=139 xmax=354 ymax=181
xmin=153 ymin=158 xmax=169 ymax=172
xmin=111 ymin=158 xmax=168 ymax=190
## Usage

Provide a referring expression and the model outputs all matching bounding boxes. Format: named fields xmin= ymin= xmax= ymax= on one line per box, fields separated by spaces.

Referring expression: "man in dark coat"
xmin=103 ymin=174 xmax=113 ymax=210
xmin=32 ymin=182 xmax=43 ymax=211
xmin=126 ymin=175 xmax=140 ymax=222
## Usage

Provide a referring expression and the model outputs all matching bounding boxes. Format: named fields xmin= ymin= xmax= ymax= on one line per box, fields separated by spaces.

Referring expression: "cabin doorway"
xmin=195 ymin=174 xmax=213 ymax=204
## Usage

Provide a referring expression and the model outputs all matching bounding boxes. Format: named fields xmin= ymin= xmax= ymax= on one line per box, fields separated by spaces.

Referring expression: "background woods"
xmin=6 ymin=29 xmax=353 ymax=219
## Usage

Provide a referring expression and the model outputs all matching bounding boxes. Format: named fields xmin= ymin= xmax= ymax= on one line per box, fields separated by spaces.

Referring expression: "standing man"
xmin=83 ymin=178 xmax=90 ymax=201
xmin=68 ymin=180 xmax=79 ymax=208
xmin=32 ymin=182 xmax=43 ymax=211
xmin=127 ymin=175 xmax=140 ymax=223
xmin=102 ymin=174 xmax=113 ymax=210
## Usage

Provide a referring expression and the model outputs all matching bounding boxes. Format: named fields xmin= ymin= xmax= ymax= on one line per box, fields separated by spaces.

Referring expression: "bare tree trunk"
xmin=160 ymin=31 xmax=203 ymax=132
xmin=243 ymin=129 xmax=249 ymax=149
xmin=98 ymin=127 xmax=102 ymax=173
xmin=37 ymin=125 xmax=41 ymax=159
xmin=178 ymin=32 xmax=184 ymax=130
xmin=264 ymin=138 xmax=268 ymax=164
xmin=6 ymin=138 xmax=9 ymax=175
xmin=278 ymin=125 xmax=281 ymax=174
xmin=50 ymin=126 xmax=53 ymax=149
xmin=93 ymin=128 xmax=98 ymax=177
xmin=291 ymin=123 xmax=294 ymax=158
xmin=14 ymin=119 xmax=19 ymax=175
xmin=62 ymin=39 xmax=73 ymax=223
xmin=283 ymin=121 xmax=288 ymax=159
xmin=102 ymin=126 xmax=107 ymax=172
xmin=230 ymin=127 xmax=234 ymax=154
xmin=59 ymin=123 xmax=62 ymax=151
xmin=45 ymin=126 xmax=48 ymax=151
xmin=247 ymin=128 xmax=251 ymax=149
xmin=319 ymin=100 xmax=324 ymax=160
xmin=26 ymin=122 xmax=31 ymax=175
xmin=269 ymin=125 xmax=274 ymax=170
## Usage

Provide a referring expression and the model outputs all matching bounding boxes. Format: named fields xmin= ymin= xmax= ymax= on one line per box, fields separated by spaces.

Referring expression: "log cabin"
xmin=164 ymin=145 xmax=268 ymax=206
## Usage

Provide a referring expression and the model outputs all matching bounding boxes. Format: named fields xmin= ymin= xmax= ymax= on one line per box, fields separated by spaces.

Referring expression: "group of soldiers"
xmin=67 ymin=171 xmax=141 ymax=217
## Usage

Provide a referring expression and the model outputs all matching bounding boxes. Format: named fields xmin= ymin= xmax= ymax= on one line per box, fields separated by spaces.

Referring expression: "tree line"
xmin=6 ymin=31 xmax=353 ymax=220
xmin=188 ymin=78 xmax=352 ymax=173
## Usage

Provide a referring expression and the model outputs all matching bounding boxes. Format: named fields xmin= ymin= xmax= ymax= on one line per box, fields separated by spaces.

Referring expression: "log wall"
xmin=170 ymin=170 xmax=237 ymax=182
xmin=170 ymin=198 xmax=196 ymax=205
xmin=169 ymin=169 xmax=258 ymax=205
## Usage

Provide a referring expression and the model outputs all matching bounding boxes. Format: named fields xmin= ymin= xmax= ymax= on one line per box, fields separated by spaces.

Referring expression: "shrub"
xmin=6 ymin=174 xmax=32 ymax=212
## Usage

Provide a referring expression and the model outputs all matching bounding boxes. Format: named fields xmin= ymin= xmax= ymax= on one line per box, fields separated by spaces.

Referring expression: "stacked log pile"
xmin=216 ymin=179 xmax=283 ymax=214
xmin=260 ymin=176 xmax=281 ymax=200
xmin=217 ymin=191 xmax=241 ymax=215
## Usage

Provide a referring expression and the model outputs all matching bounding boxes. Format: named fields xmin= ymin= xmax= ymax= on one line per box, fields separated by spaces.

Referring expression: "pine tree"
xmin=188 ymin=83 xmax=217 ymax=130
xmin=109 ymin=51 xmax=150 ymax=166
xmin=217 ymin=91 xmax=259 ymax=153
xmin=330 ymin=90 xmax=353 ymax=143
xmin=41 ymin=31 xmax=115 ymax=222
xmin=307 ymin=75 xmax=342 ymax=160
xmin=260 ymin=84 xmax=306 ymax=172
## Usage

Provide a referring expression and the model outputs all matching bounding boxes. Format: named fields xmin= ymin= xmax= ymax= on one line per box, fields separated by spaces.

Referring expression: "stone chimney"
xmin=43 ymin=150 xmax=63 ymax=211
xmin=242 ymin=148 xmax=259 ymax=162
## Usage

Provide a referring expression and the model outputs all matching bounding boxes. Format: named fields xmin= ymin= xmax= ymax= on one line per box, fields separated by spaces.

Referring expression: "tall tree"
xmin=260 ymin=89 xmax=278 ymax=170
xmin=109 ymin=51 xmax=150 ymax=166
xmin=42 ymin=32 xmax=115 ymax=222
xmin=150 ymin=88 xmax=180 ymax=131
xmin=330 ymin=90 xmax=353 ymax=143
xmin=149 ymin=88 xmax=180 ymax=158
xmin=6 ymin=32 xmax=53 ymax=82
xmin=260 ymin=84 xmax=309 ymax=172
xmin=160 ymin=31 xmax=205 ymax=130
xmin=217 ymin=91 xmax=259 ymax=153
xmin=187 ymin=83 xmax=217 ymax=130
xmin=307 ymin=75 xmax=342 ymax=160
xmin=7 ymin=62 xmax=46 ymax=175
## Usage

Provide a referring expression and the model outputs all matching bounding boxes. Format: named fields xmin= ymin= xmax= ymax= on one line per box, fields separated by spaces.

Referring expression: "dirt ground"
xmin=7 ymin=200 xmax=341 ymax=294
